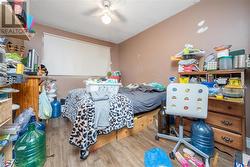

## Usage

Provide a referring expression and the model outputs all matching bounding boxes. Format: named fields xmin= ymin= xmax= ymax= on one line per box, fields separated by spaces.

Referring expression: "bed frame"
xmin=89 ymin=108 xmax=159 ymax=152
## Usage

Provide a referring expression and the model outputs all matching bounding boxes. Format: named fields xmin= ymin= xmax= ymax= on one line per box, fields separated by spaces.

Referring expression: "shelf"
xmin=179 ymin=71 xmax=207 ymax=75
xmin=209 ymin=69 xmax=245 ymax=75
xmin=208 ymin=97 xmax=244 ymax=104
xmin=0 ymin=117 xmax=11 ymax=128
xmin=179 ymin=69 xmax=245 ymax=76
xmin=0 ymin=4 xmax=32 ymax=41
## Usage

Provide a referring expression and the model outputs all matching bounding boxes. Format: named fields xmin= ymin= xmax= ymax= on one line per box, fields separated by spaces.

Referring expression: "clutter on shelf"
xmin=174 ymin=44 xmax=205 ymax=72
xmin=205 ymin=45 xmax=249 ymax=71
xmin=177 ymin=43 xmax=249 ymax=102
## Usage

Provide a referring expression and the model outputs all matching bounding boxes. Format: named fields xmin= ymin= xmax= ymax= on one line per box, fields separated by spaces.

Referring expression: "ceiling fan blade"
xmin=111 ymin=10 xmax=126 ymax=22
xmin=82 ymin=8 xmax=101 ymax=16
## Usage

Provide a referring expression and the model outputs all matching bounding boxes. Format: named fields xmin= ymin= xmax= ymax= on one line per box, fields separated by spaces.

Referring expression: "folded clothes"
xmin=178 ymin=59 xmax=197 ymax=65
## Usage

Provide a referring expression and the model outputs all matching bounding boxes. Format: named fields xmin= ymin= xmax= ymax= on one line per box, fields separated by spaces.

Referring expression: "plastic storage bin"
xmin=219 ymin=56 xmax=233 ymax=70
xmin=85 ymin=81 xmax=121 ymax=97
xmin=14 ymin=124 xmax=46 ymax=167
xmin=179 ymin=77 xmax=190 ymax=83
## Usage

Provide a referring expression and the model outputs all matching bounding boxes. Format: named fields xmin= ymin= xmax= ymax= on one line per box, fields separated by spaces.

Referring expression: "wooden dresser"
xmin=178 ymin=69 xmax=250 ymax=152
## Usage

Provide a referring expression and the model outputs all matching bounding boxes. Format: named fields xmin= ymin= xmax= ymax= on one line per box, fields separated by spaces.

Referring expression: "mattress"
xmin=119 ymin=87 xmax=166 ymax=114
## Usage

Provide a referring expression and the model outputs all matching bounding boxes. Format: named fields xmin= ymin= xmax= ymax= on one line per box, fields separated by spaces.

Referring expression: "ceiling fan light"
xmin=101 ymin=14 xmax=111 ymax=24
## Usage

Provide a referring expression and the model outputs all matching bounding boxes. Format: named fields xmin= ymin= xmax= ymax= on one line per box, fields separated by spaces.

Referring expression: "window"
xmin=42 ymin=33 xmax=111 ymax=76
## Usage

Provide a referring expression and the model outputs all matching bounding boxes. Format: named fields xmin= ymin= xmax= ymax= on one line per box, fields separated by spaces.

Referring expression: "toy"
xmin=37 ymin=64 xmax=48 ymax=76
xmin=183 ymin=153 xmax=204 ymax=167
xmin=175 ymin=152 xmax=190 ymax=167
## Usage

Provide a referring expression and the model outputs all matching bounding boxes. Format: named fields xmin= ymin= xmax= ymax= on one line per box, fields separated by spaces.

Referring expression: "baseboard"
xmin=247 ymin=137 xmax=250 ymax=148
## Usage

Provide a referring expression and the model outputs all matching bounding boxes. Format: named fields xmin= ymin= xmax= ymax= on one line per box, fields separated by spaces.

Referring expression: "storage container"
xmin=191 ymin=119 xmax=214 ymax=157
xmin=51 ymin=98 xmax=61 ymax=118
xmin=85 ymin=81 xmax=121 ymax=97
xmin=217 ymin=49 xmax=229 ymax=58
xmin=222 ymin=87 xmax=243 ymax=98
xmin=230 ymin=49 xmax=246 ymax=69
xmin=179 ymin=77 xmax=189 ymax=84
xmin=233 ymin=55 xmax=246 ymax=69
xmin=219 ymin=56 xmax=232 ymax=70
xmin=14 ymin=124 xmax=46 ymax=167
xmin=207 ymin=61 xmax=217 ymax=71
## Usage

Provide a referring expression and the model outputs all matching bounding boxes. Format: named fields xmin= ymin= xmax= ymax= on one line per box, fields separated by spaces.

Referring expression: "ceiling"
xmin=30 ymin=0 xmax=199 ymax=44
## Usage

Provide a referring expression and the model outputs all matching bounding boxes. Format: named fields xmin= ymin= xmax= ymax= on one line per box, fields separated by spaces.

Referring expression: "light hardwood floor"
xmin=45 ymin=118 xmax=233 ymax=167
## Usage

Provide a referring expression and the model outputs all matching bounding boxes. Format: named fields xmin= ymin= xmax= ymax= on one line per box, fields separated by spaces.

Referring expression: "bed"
xmin=62 ymin=85 xmax=166 ymax=159
xmin=119 ymin=87 xmax=166 ymax=114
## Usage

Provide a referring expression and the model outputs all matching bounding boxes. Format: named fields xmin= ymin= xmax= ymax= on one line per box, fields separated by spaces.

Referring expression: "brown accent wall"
xmin=119 ymin=0 xmax=250 ymax=85
xmin=118 ymin=0 xmax=250 ymax=139
xmin=24 ymin=24 xmax=120 ymax=98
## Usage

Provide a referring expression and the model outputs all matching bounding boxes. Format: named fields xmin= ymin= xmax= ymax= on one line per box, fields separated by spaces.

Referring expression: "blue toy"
xmin=144 ymin=147 xmax=173 ymax=167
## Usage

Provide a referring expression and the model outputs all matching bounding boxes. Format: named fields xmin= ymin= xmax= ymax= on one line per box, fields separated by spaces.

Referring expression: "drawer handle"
xmin=221 ymin=120 xmax=233 ymax=126
xmin=227 ymin=106 xmax=232 ymax=110
xmin=221 ymin=136 xmax=233 ymax=143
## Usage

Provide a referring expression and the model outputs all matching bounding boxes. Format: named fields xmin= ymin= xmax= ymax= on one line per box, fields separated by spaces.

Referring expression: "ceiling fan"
xmin=83 ymin=0 xmax=126 ymax=25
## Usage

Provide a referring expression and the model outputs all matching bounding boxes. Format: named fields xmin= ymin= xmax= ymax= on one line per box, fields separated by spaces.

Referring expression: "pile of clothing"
xmin=175 ymin=44 xmax=205 ymax=72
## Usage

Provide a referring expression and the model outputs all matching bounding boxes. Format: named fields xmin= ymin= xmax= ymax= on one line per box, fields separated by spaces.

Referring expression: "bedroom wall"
xmin=118 ymin=0 xmax=250 ymax=138
xmin=24 ymin=24 xmax=120 ymax=98
xmin=118 ymin=0 xmax=250 ymax=85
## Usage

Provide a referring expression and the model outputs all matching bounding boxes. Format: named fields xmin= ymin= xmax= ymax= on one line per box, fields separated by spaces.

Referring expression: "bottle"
xmin=191 ymin=119 xmax=214 ymax=157
xmin=15 ymin=124 xmax=46 ymax=167
xmin=51 ymin=97 xmax=61 ymax=118
xmin=158 ymin=99 xmax=169 ymax=134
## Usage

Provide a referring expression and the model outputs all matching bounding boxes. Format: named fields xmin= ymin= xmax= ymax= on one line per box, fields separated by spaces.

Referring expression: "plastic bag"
xmin=14 ymin=107 xmax=35 ymax=136
xmin=14 ymin=108 xmax=35 ymax=130
xmin=144 ymin=147 xmax=173 ymax=167
xmin=39 ymin=88 xmax=52 ymax=119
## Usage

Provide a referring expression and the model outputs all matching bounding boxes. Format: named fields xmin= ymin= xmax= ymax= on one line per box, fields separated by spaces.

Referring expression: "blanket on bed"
xmin=62 ymin=88 xmax=134 ymax=159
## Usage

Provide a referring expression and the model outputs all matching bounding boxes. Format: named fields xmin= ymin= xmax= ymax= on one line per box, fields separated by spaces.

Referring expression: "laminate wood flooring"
xmin=44 ymin=118 xmax=233 ymax=167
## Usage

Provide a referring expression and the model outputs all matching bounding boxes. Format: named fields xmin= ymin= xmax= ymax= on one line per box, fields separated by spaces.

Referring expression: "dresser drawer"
xmin=213 ymin=127 xmax=242 ymax=150
xmin=208 ymin=99 xmax=244 ymax=117
xmin=207 ymin=112 xmax=242 ymax=133
xmin=0 ymin=99 xmax=12 ymax=125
